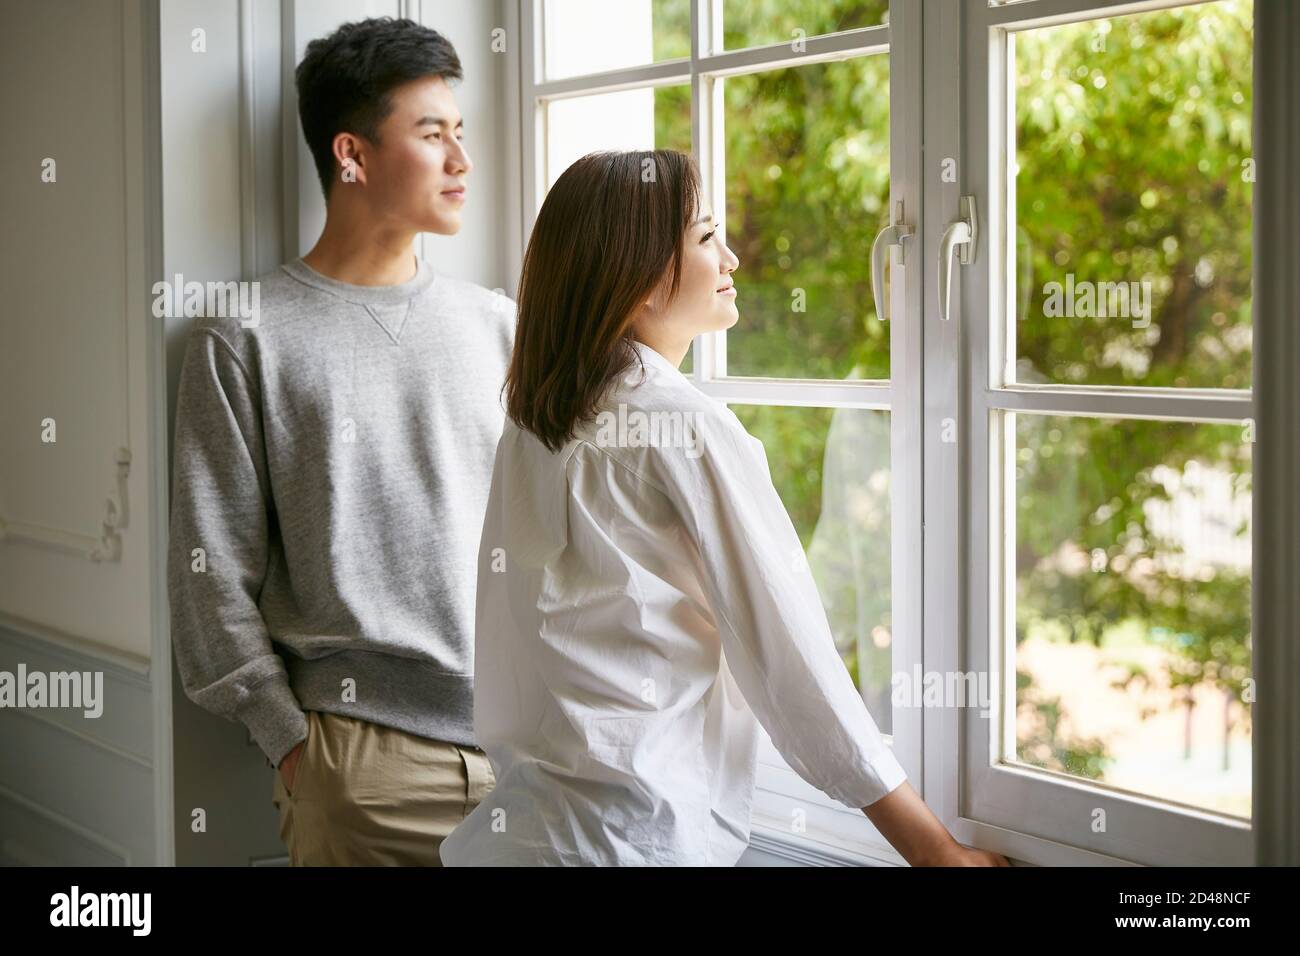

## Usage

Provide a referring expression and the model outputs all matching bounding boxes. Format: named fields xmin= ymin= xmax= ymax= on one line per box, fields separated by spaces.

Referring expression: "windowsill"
xmin=747 ymin=811 xmax=907 ymax=867
xmin=753 ymin=749 xmax=1059 ymax=867
xmin=750 ymin=756 xmax=911 ymax=866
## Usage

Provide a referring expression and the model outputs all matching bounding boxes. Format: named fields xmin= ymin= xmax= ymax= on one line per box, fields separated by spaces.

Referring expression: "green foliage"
xmin=724 ymin=54 xmax=892 ymax=380
xmin=722 ymin=0 xmax=889 ymax=51
xmin=1014 ymin=1 xmax=1253 ymax=389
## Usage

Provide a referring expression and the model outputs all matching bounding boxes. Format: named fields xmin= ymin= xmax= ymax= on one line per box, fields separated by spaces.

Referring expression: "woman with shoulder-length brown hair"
xmin=439 ymin=149 xmax=1007 ymax=868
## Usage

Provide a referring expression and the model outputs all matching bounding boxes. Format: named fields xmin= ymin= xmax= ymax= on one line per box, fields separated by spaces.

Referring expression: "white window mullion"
xmin=989 ymin=386 xmax=1253 ymax=422
xmin=922 ymin=0 xmax=977 ymax=856
xmin=693 ymin=24 xmax=889 ymax=76
xmin=692 ymin=0 xmax=727 ymax=381
xmin=885 ymin=0 xmax=926 ymax=801
xmin=697 ymin=380 xmax=892 ymax=409
xmin=987 ymin=0 xmax=1222 ymax=30
xmin=533 ymin=60 xmax=691 ymax=99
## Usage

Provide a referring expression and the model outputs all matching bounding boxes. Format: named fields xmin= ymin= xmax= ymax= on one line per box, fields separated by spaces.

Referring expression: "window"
xmin=520 ymin=0 xmax=1268 ymax=866
xmin=961 ymin=0 xmax=1253 ymax=864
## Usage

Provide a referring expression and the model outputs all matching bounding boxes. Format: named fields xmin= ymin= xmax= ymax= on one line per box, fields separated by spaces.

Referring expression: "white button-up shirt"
xmin=439 ymin=340 xmax=906 ymax=866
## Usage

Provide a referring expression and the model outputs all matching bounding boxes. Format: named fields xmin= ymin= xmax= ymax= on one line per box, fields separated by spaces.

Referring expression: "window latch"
xmin=939 ymin=195 xmax=979 ymax=322
xmin=870 ymin=201 xmax=913 ymax=323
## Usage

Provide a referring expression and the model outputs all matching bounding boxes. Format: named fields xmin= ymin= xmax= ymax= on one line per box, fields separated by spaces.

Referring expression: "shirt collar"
xmin=630 ymin=338 xmax=689 ymax=380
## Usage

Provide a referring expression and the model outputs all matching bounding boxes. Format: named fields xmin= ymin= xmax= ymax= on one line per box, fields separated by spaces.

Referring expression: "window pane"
xmin=722 ymin=0 xmax=888 ymax=51
xmin=731 ymin=405 xmax=893 ymax=734
xmin=723 ymin=55 xmax=890 ymax=380
xmin=1012 ymin=1 xmax=1253 ymax=388
xmin=545 ymin=84 xmax=690 ymax=190
xmin=543 ymin=0 xmax=691 ymax=80
xmin=1011 ymin=413 xmax=1252 ymax=818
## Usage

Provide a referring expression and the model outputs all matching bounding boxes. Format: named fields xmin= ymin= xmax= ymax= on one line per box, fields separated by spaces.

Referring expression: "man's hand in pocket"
xmin=279 ymin=733 xmax=307 ymax=793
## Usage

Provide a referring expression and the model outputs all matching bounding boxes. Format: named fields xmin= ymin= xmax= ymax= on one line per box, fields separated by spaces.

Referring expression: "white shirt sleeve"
xmin=647 ymin=406 xmax=908 ymax=810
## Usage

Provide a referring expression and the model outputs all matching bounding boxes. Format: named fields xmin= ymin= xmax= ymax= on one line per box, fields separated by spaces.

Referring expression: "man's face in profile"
xmin=358 ymin=75 xmax=472 ymax=235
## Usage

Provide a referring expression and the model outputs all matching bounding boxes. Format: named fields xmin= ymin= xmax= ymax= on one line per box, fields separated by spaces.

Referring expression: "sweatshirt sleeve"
xmin=166 ymin=327 xmax=308 ymax=768
xmin=651 ymin=408 xmax=907 ymax=810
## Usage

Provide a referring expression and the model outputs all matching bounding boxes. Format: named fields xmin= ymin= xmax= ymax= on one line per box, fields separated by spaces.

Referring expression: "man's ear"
xmin=332 ymin=131 xmax=367 ymax=186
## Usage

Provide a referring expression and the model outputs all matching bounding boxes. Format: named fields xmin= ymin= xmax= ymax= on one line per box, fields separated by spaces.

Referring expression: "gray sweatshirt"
xmin=167 ymin=255 xmax=515 ymax=768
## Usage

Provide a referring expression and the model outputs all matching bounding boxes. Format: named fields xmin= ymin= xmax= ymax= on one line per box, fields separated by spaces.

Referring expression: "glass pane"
xmin=543 ymin=0 xmax=690 ymax=80
xmin=731 ymin=405 xmax=893 ymax=735
xmin=723 ymin=0 xmax=888 ymax=51
xmin=1011 ymin=1 xmax=1253 ymax=388
xmin=1011 ymin=413 xmax=1252 ymax=818
xmin=545 ymin=84 xmax=690 ymax=190
xmin=723 ymin=55 xmax=890 ymax=380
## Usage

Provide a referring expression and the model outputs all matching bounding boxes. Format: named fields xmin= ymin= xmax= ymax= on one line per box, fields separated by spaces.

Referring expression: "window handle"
xmin=939 ymin=195 xmax=978 ymax=322
xmin=870 ymin=201 xmax=913 ymax=322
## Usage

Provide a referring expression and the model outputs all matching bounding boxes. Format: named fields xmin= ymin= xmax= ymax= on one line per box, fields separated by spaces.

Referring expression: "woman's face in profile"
xmin=651 ymin=209 xmax=741 ymax=339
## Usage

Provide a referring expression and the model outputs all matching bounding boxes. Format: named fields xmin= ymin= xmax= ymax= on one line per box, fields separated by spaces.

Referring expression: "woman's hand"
xmin=923 ymin=844 xmax=1012 ymax=867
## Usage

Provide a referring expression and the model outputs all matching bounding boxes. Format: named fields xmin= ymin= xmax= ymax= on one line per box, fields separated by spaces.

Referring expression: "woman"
xmin=439 ymin=150 xmax=1008 ymax=867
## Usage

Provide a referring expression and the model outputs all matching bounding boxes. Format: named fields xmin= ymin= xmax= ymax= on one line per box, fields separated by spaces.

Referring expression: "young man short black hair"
xmin=168 ymin=17 xmax=511 ymax=866
xmin=295 ymin=16 xmax=463 ymax=200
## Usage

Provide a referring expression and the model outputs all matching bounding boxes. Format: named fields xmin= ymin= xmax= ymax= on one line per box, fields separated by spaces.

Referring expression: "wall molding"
xmin=0 ymin=447 xmax=131 ymax=562
xmin=5 ymin=708 xmax=154 ymax=772
xmin=0 ymin=783 xmax=132 ymax=867
xmin=0 ymin=606 xmax=156 ymax=866
xmin=0 ymin=609 xmax=151 ymax=678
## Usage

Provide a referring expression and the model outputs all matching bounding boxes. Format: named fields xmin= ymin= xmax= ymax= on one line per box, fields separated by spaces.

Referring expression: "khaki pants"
xmin=271 ymin=710 xmax=495 ymax=866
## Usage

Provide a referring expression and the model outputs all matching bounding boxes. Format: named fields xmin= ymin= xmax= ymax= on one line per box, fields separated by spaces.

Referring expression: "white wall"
xmin=0 ymin=0 xmax=157 ymax=659
xmin=0 ymin=0 xmax=166 ymax=866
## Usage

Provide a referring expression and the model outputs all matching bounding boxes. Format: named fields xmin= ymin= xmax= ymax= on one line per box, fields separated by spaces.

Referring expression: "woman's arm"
xmin=863 ymin=782 xmax=1010 ymax=866
xmin=648 ymin=405 xmax=1008 ymax=866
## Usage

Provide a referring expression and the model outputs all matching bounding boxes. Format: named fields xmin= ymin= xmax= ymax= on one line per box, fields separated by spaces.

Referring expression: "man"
xmin=167 ymin=17 xmax=512 ymax=865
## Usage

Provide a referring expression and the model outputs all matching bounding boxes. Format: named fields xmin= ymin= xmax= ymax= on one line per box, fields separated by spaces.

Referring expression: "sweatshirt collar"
xmin=281 ymin=254 xmax=436 ymax=306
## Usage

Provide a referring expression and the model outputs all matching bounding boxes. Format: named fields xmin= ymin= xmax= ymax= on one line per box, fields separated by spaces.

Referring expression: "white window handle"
xmin=939 ymin=195 xmax=978 ymax=322
xmin=870 ymin=201 xmax=913 ymax=322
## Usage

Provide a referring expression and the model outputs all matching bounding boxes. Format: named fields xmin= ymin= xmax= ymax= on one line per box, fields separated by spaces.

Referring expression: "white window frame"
xmin=511 ymin=0 xmax=1300 ymax=866
xmin=947 ymin=0 xmax=1256 ymax=866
